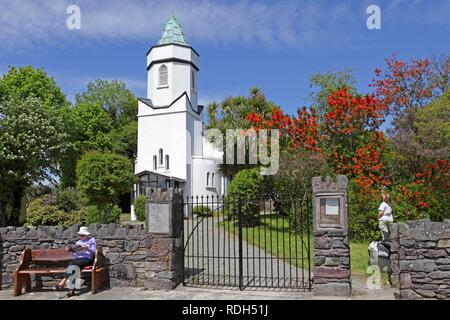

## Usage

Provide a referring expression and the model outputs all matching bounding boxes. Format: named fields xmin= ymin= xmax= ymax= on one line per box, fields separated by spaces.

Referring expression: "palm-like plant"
xmin=205 ymin=88 xmax=279 ymax=179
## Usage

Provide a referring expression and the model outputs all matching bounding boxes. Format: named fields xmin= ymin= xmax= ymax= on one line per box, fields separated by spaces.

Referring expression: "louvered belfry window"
xmin=159 ymin=65 xmax=168 ymax=86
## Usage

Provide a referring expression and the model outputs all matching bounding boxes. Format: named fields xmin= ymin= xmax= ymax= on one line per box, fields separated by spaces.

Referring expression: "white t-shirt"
xmin=378 ymin=201 xmax=393 ymax=222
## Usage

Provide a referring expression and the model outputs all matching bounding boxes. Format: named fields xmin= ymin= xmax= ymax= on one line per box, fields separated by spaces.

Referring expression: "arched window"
xmin=206 ymin=172 xmax=210 ymax=187
xmin=153 ymin=155 xmax=157 ymax=170
xmin=159 ymin=65 xmax=168 ymax=86
xmin=211 ymin=173 xmax=215 ymax=187
xmin=191 ymin=71 xmax=195 ymax=91
xmin=159 ymin=148 xmax=163 ymax=165
xmin=165 ymin=155 xmax=169 ymax=170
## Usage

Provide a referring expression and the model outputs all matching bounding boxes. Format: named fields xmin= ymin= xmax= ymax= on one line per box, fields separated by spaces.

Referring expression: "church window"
xmin=159 ymin=65 xmax=168 ymax=86
xmin=153 ymin=155 xmax=157 ymax=170
xmin=165 ymin=155 xmax=169 ymax=170
xmin=191 ymin=71 xmax=195 ymax=91
xmin=211 ymin=173 xmax=215 ymax=187
xmin=159 ymin=148 xmax=163 ymax=165
xmin=206 ymin=172 xmax=210 ymax=187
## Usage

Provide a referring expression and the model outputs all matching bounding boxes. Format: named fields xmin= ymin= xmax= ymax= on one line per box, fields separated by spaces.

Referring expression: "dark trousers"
xmin=64 ymin=258 xmax=93 ymax=277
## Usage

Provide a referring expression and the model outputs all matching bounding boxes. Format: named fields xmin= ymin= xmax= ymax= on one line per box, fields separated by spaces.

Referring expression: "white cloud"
xmin=0 ymin=0 xmax=360 ymax=54
xmin=0 ymin=0 xmax=448 ymax=55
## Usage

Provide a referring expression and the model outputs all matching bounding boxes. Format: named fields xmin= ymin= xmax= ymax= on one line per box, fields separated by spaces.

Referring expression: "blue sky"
xmin=0 ymin=0 xmax=449 ymax=120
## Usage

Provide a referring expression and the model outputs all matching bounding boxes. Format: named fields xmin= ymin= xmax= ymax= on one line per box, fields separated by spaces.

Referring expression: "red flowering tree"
xmin=245 ymin=88 xmax=388 ymax=239
xmin=371 ymin=56 xmax=434 ymax=116
xmin=246 ymin=88 xmax=387 ymax=194
xmin=371 ymin=54 xmax=450 ymax=175
xmin=322 ymin=88 xmax=387 ymax=192
xmin=246 ymin=107 xmax=320 ymax=152
xmin=371 ymin=54 xmax=449 ymax=223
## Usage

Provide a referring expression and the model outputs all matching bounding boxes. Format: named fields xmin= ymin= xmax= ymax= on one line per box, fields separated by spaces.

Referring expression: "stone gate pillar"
xmin=144 ymin=188 xmax=183 ymax=289
xmin=312 ymin=176 xmax=351 ymax=296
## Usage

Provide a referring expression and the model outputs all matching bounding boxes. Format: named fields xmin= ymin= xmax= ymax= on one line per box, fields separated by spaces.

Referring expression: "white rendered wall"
xmin=136 ymin=100 xmax=187 ymax=181
xmin=203 ymin=137 xmax=223 ymax=159
xmin=191 ymin=157 xmax=223 ymax=197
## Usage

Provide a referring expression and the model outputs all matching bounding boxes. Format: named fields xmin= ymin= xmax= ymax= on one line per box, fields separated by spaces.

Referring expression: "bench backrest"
xmin=17 ymin=247 xmax=104 ymax=272
xmin=31 ymin=248 xmax=73 ymax=263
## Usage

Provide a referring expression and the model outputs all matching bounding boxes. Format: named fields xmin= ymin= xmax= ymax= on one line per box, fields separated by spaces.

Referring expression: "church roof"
xmin=158 ymin=14 xmax=189 ymax=46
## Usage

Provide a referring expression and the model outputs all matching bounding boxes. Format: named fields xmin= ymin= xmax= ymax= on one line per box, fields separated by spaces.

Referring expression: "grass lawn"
xmin=218 ymin=215 xmax=389 ymax=282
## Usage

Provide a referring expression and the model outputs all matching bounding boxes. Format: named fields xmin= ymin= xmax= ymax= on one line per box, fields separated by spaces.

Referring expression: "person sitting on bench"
xmin=54 ymin=226 xmax=96 ymax=296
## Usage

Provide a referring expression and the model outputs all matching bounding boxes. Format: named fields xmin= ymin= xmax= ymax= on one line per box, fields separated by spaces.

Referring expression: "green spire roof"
xmin=158 ymin=14 xmax=189 ymax=46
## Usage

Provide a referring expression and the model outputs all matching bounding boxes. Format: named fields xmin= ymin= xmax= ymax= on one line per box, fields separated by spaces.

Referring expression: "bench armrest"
xmin=15 ymin=249 xmax=32 ymax=272
xmin=92 ymin=248 xmax=104 ymax=270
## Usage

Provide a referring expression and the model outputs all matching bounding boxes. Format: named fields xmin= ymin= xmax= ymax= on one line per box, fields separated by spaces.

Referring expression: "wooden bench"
xmin=13 ymin=247 xmax=105 ymax=296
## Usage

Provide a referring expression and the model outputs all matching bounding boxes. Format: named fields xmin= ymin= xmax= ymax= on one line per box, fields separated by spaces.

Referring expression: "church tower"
xmin=135 ymin=14 xmax=203 ymax=198
xmin=146 ymin=14 xmax=199 ymax=108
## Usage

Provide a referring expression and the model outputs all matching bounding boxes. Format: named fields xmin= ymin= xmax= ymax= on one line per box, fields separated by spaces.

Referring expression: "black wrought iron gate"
xmin=182 ymin=194 xmax=312 ymax=291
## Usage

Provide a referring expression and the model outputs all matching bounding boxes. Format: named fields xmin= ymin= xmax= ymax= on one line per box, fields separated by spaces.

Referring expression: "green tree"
xmin=74 ymin=79 xmax=137 ymax=126
xmin=59 ymin=103 xmax=114 ymax=186
xmin=0 ymin=66 xmax=67 ymax=108
xmin=227 ymin=167 xmax=264 ymax=225
xmin=414 ymin=89 xmax=450 ymax=162
xmin=61 ymin=80 xmax=138 ymax=187
xmin=0 ymin=66 xmax=70 ymax=226
xmin=207 ymin=87 xmax=277 ymax=131
xmin=274 ymin=148 xmax=326 ymax=195
xmin=207 ymin=87 xmax=278 ymax=178
xmin=76 ymin=151 xmax=135 ymax=223
xmin=107 ymin=121 xmax=138 ymax=160
xmin=0 ymin=97 xmax=69 ymax=225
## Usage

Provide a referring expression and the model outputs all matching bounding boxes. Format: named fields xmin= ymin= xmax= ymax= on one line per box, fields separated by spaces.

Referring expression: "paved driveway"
xmin=0 ymin=276 xmax=396 ymax=300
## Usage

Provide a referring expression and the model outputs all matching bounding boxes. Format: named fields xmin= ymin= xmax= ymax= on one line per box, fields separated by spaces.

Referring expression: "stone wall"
xmin=390 ymin=219 xmax=450 ymax=300
xmin=0 ymin=223 xmax=180 ymax=290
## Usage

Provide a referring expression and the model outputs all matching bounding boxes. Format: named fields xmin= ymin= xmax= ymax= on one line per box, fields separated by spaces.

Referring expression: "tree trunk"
xmin=7 ymin=187 xmax=25 ymax=226
xmin=0 ymin=201 xmax=5 ymax=227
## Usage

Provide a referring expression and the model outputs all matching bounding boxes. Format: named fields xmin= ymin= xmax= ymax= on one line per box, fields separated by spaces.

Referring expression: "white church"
xmin=131 ymin=15 xmax=226 ymax=219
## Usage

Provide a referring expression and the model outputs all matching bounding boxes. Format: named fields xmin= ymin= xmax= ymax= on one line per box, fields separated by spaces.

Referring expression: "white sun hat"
xmin=77 ymin=226 xmax=91 ymax=236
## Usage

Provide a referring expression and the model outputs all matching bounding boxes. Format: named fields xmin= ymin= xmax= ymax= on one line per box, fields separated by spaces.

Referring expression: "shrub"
xmin=133 ymin=195 xmax=146 ymax=221
xmin=25 ymin=194 xmax=85 ymax=226
xmin=85 ymin=205 xmax=121 ymax=224
xmin=193 ymin=205 xmax=213 ymax=217
xmin=390 ymin=182 xmax=448 ymax=223
xmin=228 ymin=168 xmax=264 ymax=225
xmin=348 ymin=181 xmax=380 ymax=241
xmin=76 ymin=151 xmax=135 ymax=210
xmin=25 ymin=195 xmax=65 ymax=226
xmin=56 ymin=187 xmax=83 ymax=212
